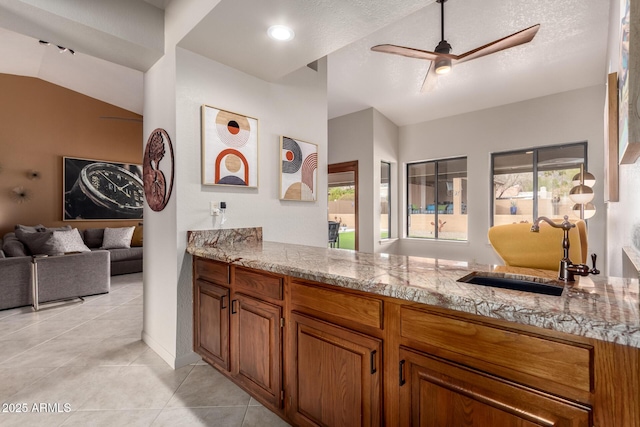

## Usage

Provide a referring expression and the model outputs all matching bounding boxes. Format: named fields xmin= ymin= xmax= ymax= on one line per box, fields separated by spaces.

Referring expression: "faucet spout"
xmin=530 ymin=215 xmax=576 ymax=281
xmin=531 ymin=215 xmax=575 ymax=233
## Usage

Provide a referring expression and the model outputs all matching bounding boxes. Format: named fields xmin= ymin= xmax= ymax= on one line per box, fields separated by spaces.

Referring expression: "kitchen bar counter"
xmin=187 ymin=229 xmax=640 ymax=348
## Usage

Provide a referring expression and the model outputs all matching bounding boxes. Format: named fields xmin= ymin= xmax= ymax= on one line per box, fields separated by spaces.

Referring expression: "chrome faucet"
xmin=530 ymin=215 xmax=597 ymax=281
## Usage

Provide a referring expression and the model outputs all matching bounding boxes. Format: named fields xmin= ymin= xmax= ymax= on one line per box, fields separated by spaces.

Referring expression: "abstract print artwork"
xmin=201 ymin=105 xmax=258 ymax=187
xmin=280 ymin=136 xmax=318 ymax=201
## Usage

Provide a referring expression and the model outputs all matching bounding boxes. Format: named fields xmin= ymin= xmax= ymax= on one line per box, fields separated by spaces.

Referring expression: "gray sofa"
xmin=0 ymin=250 xmax=110 ymax=311
xmin=0 ymin=225 xmax=143 ymax=311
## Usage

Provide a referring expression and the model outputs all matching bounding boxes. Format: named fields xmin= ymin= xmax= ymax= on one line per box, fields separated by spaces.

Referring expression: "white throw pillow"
xmin=53 ymin=228 xmax=90 ymax=253
xmin=102 ymin=226 xmax=135 ymax=249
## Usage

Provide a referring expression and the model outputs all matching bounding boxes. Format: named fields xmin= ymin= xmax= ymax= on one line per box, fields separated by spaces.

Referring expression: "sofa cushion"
xmin=102 ymin=227 xmax=135 ymax=249
xmin=53 ymin=228 xmax=90 ymax=253
xmin=44 ymin=225 xmax=72 ymax=232
xmin=108 ymin=247 xmax=143 ymax=263
xmin=3 ymin=233 xmax=28 ymax=257
xmin=131 ymin=225 xmax=143 ymax=247
xmin=15 ymin=229 xmax=64 ymax=255
xmin=83 ymin=228 xmax=105 ymax=248
xmin=15 ymin=224 xmax=45 ymax=233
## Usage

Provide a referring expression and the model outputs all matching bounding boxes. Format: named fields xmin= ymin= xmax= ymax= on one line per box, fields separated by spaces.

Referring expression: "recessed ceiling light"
xmin=267 ymin=25 xmax=294 ymax=41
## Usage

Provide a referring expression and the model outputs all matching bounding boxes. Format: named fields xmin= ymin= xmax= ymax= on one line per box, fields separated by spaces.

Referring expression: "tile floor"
xmin=0 ymin=273 xmax=291 ymax=427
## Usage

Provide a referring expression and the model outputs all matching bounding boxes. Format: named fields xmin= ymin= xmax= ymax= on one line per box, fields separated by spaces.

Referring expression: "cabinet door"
xmin=398 ymin=347 xmax=591 ymax=427
xmin=194 ymin=279 xmax=230 ymax=370
xmin=231 ymin=293 xmax=282 ymax=408
xmin=288 ymin=312 xmax=382 ymax=427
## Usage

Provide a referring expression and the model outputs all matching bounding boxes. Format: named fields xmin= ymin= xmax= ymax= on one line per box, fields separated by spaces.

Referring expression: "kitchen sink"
xmin=457 ymin=272 xmax=564 ymax=296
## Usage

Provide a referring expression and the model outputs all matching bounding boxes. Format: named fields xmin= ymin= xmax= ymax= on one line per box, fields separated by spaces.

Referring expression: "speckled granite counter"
xmin=187 ymin=228 xmax=640 ymax=348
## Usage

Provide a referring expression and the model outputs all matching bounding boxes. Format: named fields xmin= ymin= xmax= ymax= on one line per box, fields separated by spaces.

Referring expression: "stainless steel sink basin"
xmin=457 ymin=272 xmax=564 ymax=296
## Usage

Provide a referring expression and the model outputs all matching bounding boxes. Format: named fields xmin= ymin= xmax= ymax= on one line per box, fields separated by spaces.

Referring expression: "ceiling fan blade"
xmin=420 ymin=62 xmax=438 ymax=93
xmin=454 ymin=24 xmax=540 ymax=64
xmin=371 ymin=44 xmax=454 ymax=62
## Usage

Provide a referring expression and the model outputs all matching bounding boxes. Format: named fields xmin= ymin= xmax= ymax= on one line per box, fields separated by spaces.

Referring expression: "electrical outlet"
xmin=210 ymin=201 xmax=220 ymax=216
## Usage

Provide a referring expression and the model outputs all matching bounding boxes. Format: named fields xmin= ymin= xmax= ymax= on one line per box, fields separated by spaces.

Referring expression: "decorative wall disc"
xmin=143 ymin=128 xmax=174 ymax=212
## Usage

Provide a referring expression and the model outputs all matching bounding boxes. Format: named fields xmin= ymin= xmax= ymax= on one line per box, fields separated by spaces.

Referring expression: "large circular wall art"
xmin=201 ymin=105 xmax=258 ymax=187
xmin=143 ymin=128 xmax=174 ymax=212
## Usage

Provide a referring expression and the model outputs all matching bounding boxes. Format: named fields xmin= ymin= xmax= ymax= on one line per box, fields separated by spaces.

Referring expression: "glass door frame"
xmin=328 ymin=161 xmax=358 ymax=251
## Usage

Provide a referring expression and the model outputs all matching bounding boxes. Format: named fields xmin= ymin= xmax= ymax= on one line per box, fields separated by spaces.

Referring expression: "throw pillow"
xmin=53 ymin=228 xmax=90 ymax=253
xmin=102 ymin=226 xmax=135 ymax=249
xmin=15 ymin=229 xmax=65 ymax=256
xmin=131 ymin=225 xmax=143 ymax=247
xmin=83 ymin=228 xmax=105 ymax=248
xmin=2 ymin=233 xmax=28 ymax=257
xmin=15 ymin=224 xmax=46 ymax=233
xmin=44 ymin=225 xmax=72 ymax=232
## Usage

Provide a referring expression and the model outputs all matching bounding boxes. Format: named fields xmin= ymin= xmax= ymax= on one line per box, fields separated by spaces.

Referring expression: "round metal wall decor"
xmin=143 ymin=128 xmax=174 ymax=212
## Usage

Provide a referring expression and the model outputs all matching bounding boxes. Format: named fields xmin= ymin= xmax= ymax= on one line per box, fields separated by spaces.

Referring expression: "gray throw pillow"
xmin=53 ymin=228 xmax=90 ymax=253
xmin=15 ymin=224 xmax=46 ymax=233
xmin=2 ymin=233 xmax=29 ymax=257
xmin=101 ymin=226 xmax=135 ymax=249
xmin=15 ymin=229 xmax=65 ymax=256
xmin=83 ymin=228 xmax=105 ymax=248
xmin=44 ymin=225 xmax=72 ymax=232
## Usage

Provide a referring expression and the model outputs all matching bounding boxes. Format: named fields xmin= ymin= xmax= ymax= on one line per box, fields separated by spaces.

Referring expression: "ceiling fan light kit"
xmin=371 ymin=0 xmax=539 ymax=92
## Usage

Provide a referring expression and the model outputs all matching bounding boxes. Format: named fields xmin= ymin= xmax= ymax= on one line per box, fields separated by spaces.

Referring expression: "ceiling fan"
xmin=371 ymin=0 xmax=540 ymax=92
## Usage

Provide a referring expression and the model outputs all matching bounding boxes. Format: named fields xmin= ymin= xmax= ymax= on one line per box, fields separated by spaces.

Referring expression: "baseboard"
xmin=142 ymin=331 xmax=202 ymax=369
xmin=175 ymin=351 xmax=201 ymax=368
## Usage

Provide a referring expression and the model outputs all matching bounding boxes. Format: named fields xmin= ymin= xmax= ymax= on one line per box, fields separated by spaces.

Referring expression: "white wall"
xmin=373 ymin=109 xmax=400 ymax=253
xmin=173 ymin=48 xmax=328 ymax=363
xmin=142 ymin=50 xmax=182 ymax=367
xmin=397 ymin=85 xmax=606 ymax=268
xmin=328 ymin=109 xmax=374 ymax=252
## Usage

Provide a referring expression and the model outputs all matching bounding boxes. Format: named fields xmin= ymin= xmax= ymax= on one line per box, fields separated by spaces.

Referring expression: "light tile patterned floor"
xmin=0 ymin=273 xmax=291 ymax=427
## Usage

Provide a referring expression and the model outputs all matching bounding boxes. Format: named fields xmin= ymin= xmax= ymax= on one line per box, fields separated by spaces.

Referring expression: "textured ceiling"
xmin=0 ymin=0 xmax=612 ymax=125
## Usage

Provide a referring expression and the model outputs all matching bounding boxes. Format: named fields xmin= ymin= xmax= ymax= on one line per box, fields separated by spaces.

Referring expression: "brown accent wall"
xmin=0 ymin=74 xmax=143 ymax=237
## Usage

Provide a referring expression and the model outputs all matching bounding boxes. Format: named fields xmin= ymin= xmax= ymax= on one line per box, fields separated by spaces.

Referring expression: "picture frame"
xmin=619 ymin=0 xmax=640 ymax=164
xmin=63 ymin=156 xmax=144 ymax=220
xmin=201 ymin=105 xmax=259 ymax=187
xmin=606 ymin=72 xmax=620 ymax=202
xmin=280 ymin=136 xmax=318 ymax=201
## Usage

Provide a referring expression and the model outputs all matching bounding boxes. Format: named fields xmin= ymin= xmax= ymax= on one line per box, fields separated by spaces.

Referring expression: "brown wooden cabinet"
xmin=193 ymin=278 xmax=230 ymax=370
xmin=192 ymin=256 xmax=640 ymax=427
xmin=398 ymin=346 xmax=591 ymax=427
xmin=287 ymin=311 xmax=382 ymax=427
xmin=193 ymin=258 xmax=285 ymax=411
xmin=231 ymin=292 xmax=283 ymax=408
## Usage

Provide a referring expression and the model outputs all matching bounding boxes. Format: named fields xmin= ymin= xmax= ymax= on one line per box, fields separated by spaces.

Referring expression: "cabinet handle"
xmin=221 ymin=295 xmax=227 ymax=309
xmin=399 ymin=360 xmax=406 ymax=386
xmin=370 ymin=350 xmax=377 ymax=374
xmin=231 ymin=299 xmax=237 ymax=314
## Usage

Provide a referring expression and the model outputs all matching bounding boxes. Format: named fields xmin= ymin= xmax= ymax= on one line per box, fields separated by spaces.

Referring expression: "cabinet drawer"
xmin=400 ymin=307 xmax=592 ymax=394
xmin=195 ymin=258 xmax=229 ymax=286
xmin=234 ymin=267 xmax=283 ymax=301
xmin=291 ymin=280 xmax=383 ymax=330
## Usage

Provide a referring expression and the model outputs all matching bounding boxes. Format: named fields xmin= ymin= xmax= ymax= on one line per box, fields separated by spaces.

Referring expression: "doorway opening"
xmin=328 ymin=161 xmax=358 ymax=251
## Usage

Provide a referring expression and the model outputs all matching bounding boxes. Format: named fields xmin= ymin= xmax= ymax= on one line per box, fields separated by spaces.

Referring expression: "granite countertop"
xmin=187 ymin=229 xmax=640 ymax=348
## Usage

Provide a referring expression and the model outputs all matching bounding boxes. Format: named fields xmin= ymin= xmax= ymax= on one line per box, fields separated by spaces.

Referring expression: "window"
xmin=380 ymin=162 xmax=391 ymax=239
xmin=407 ymin=157 xmax=467 ymax=240
xmin=491 ymin=143 xmax=587 ymax=226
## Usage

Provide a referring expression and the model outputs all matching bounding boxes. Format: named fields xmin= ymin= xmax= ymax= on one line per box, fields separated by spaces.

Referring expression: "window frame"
xmin=406 ymin=156 xmax=467 ymax=241
xmin=489 ymin=142 xmax=588 ymax=226
xmin=381 ymin=161 xmax=391 ymax=240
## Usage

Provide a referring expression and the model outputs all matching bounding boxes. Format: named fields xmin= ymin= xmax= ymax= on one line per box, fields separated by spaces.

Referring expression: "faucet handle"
xmin=590 ymin=253 xmax=600 ymax=275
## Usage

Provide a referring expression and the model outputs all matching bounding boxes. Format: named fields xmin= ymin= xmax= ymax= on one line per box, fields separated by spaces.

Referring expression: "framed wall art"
xmin=63 ymin=156 xmax=144 ymax=220
xmin=619 ymin=0 xmax=640 ymax=164
xmin=280 ymin=136 xmax=318 ymax=201
xmin=201 ymin=105 xmax=258 ymax=187
xmin=143 ymin=128 xmax=174 ymax=212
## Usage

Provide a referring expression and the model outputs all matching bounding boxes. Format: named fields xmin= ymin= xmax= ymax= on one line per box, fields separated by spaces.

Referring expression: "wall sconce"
xmin=569 ymin=165 xmax=595 ymax=219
